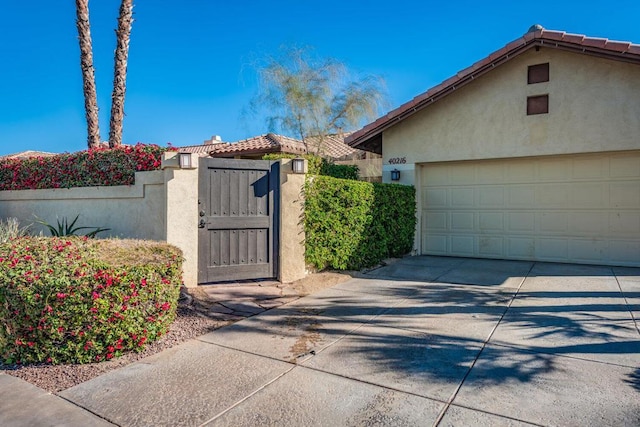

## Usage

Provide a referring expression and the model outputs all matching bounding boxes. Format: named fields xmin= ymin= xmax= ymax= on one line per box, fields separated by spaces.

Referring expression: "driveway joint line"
xmin=487 ymin=340 xmax=640 ymax=369
xmin=292 ymin=363 xmax=451 ymax=405
xmin=432 ymin=261 xmax=536 ymax=427
xmin=612 ymin=268 xmax=640 ymax=336
xmin=198 ymin=364 xmax=298 ymax=426
xmin=446 ymin=401 xmax=547 ymax=427
xmin=55 ymin=393 xmax=121 ymax=427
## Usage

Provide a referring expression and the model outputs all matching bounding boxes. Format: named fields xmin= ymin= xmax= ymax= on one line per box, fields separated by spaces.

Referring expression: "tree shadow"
xmin=208 ymin=257 xmax=640 ymax=401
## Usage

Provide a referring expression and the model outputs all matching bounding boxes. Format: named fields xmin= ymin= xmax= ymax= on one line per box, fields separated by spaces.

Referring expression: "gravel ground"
xmin=0 ymin=303 xmax=227 ymax=393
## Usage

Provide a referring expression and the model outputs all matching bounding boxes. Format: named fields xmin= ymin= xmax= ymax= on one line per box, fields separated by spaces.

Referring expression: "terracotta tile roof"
xmin=346 ymin=26 xmax=640 ymax=150
xmin=0 ymin=150 xmax=57 ymax=160
xmin=191 ymin=132 xmax=363 ymax=160
xmin=176 ymin=142 xmax=227 ymax=155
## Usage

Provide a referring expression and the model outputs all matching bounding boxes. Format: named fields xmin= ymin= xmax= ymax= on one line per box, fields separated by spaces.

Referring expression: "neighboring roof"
xmin=0 ymin=150 xmax=58 ymax=160
xmin=177 ymin=142 xmax=226 ymax=155
xmin=191 ymin=132 xmax=363 ymax=160
xmin=346 ymin=25 xmax=640 ymax=152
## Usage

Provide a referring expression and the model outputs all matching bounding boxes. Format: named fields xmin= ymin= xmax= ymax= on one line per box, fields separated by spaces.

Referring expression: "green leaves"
xmin=34 ymin=214 xmax=110 ymax=238
xmin=249 ymin=47 xmax=387 ymax=150
xmin=304 ymin=177 xmax=416 ymax=271
xmin=0 ymin=237 xmax=182 ymax=365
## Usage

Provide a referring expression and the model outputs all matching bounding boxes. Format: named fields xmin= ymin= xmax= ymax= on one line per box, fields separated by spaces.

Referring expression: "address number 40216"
xmin=388 ymin=157 xmax=406 ymax=164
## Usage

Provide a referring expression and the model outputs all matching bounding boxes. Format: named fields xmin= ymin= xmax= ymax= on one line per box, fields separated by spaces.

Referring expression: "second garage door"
xmin=420 ymin=151 xmax=640 ymax=267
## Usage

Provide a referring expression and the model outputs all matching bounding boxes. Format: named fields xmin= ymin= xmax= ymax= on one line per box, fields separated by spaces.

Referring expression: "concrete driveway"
xmin=39 ymin=257 xmax=640 ymax=425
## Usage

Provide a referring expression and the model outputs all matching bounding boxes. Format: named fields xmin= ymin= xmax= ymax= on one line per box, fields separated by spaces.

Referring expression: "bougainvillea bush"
xmin=0 ymin=144 xmax=172 ymax=190
xmin=0 ymin=237 xmax=182 ymax=365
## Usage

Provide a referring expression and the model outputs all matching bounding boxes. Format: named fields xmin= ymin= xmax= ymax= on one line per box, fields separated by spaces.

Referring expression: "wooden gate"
xmin=198 ymin=159 xmax=279 ymax=283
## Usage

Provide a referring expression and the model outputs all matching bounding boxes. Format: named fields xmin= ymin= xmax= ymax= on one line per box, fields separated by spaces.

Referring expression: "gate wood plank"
xmin=198 ymin=159 xmax=280 ymax=283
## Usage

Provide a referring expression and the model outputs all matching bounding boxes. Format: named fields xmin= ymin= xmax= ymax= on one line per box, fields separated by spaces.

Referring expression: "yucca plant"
xmin=34 ymin=215 xmax=110 ymax=238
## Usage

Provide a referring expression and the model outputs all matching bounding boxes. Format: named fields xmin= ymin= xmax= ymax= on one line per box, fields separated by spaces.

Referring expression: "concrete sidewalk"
xmin=2 ymin=257 xmax=639 ymax=426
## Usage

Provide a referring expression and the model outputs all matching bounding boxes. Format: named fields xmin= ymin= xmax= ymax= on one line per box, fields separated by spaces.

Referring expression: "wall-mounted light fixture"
xmin=391 ymin=169 xmax=401 ymax=181
xmin=179 ymin=152 xmax=192 ymax=169
xmin=292 ymin=158 xmax=305 ymax=174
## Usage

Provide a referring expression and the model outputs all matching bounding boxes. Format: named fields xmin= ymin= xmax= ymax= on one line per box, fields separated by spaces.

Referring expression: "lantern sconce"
xmin=179 ymin=152 xmax=192 ymax=169
xmin=291 ymin=158 xmax=305 ymax=174
xmin=391 ymin=169 xmax=401 ymax=181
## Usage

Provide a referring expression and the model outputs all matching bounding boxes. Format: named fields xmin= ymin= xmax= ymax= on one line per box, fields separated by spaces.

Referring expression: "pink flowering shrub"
xmin=0 ymin=237 xmax=182 ymax=365
xmin=0 ymin=144 xmax=173 ymax=190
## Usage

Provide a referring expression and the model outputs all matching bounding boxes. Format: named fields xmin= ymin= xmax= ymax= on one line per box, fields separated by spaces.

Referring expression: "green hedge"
xmin=0 ymin=144 xmax=172 ymax=190
xmin=0 ymin=237 xmax=182 ymax=365
xmin=319 ymin=162 xmax=359 ymax=180
xmin=304 ymin=176 xmax=416 ymax=270
xmin=262 ymin=153 xmax=358 ymax=180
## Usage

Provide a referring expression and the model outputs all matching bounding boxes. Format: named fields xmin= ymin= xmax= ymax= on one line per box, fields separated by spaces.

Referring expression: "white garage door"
xmin=420 ymin=151 xmax=640 ymax=267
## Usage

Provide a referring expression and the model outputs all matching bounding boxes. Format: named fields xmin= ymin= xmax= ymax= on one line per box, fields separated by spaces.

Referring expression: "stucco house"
xmin=346 ymin=25 xmax=640 ymax=267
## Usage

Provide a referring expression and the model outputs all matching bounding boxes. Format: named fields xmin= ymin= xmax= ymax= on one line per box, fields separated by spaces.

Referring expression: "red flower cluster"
xmin=0 ymin=144 xmax=174 ymax=191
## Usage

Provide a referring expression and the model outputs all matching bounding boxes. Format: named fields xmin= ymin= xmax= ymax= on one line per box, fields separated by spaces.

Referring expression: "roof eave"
xmin=347 ymin=36 xmax=640 ymax=150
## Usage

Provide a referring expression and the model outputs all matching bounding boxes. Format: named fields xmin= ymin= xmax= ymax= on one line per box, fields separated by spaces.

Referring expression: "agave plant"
xmin=34 ymin=215 xmax=110 ymax=238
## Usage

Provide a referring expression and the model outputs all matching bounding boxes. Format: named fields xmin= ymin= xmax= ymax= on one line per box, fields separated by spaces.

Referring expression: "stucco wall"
xmin=0 ymin=152 xmax=201 ymax=287
xmin=0 ymin=171 xmax=166 ymax=240
xmin=382 ymin=47 xmax=640 ymax=168
xmin=278 ymin=159 xmax=307 ymax=283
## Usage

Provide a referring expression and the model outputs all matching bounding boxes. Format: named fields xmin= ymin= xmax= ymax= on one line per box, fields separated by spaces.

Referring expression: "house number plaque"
xmin=388 ymin=157 xmax=407 ymax=164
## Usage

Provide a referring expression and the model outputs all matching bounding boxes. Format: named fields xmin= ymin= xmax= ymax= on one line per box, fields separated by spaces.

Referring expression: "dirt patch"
xmin=285 ymin=271 xmax=352 ymax=296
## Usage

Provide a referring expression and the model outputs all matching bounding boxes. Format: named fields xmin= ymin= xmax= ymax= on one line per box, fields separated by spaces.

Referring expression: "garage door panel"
xmin=451 ymin=188 xmax=474 ymax=207
xmin=538 ymin=212 xmax=569 ymax=233
xmin=571 ymin=183 xmax=606 ymax=207
xmin=425 ymin=212 xmax=447 ymax=231
xmin=571 ymin=212 xmax=606 ymax=233
xmin=609 ymin=241 xmax=640 ymax=263
xmin=536 ymin=184 xmax=570 ymax=207
xmin=420 ymin=152 xmax=640 ymax=267
xmin=507 ymin=162 xmax=536 ymax=182
xmin=507 ymin=238 xmax=535 ymax=258
xmin=479 ymin=187 xmax=504 ymax=207
xmin=536 ymin=238 xmax=569 ymax=261
xmin=610 ymin=156 xmax=640 ymax=178
xmin=507 ymin=212 xmax=535 ymax=232
xmin=508 ymin=185 xmax=536 ymax=207
xmin=424 ymin=234 xmax=448 ymax=254
xmin=610 ymin=183 xmax=640 ymax=208
xmin=538 ymin=158 xmax=570 ymax=181
xmin=479 ymin=212 xmax=504 ymax=232
xmin=477 ymin=163 xmax=505 ymax=184
xmin=570 ymin=239 xmax=608 ymax=264
xmin=451 ymin=212 xmax=474 ymax=231
xmin=609 ymin=212 xmax=640 ymax=233
xmin=451 ymin=236 xmax=474 ymax=255
xmin=573 ymin=157 xmax=607 ymax=179
xmin=425 ymin=188 xmax=448 ymax=208
xmin=478 ymin=236 xmax=503 ymax=256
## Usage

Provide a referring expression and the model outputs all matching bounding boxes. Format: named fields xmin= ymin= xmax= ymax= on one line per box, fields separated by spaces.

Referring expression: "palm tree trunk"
xmin=75 ymin=0 xmax=101 ymax=149
xmin=108 ymin=0 xmax=134 ymax=148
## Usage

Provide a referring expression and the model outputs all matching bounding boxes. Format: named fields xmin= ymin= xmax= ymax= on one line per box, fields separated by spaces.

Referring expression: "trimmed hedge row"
xmin=0 ymin=144 xmax=171 ymax=190
xmin=304 ymin=176 xmax=416 ymax=270
xmin=0 ymin=237 xmax=182 ymax=365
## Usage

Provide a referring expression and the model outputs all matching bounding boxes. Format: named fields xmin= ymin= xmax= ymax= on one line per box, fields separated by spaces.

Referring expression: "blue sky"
xmin=1 ymin=1 xmax=639 ymax=156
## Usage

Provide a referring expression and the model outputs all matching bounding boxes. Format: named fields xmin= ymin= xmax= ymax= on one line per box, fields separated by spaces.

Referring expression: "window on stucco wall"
xmin=528 ymin=63 xmax=549 ymax=84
